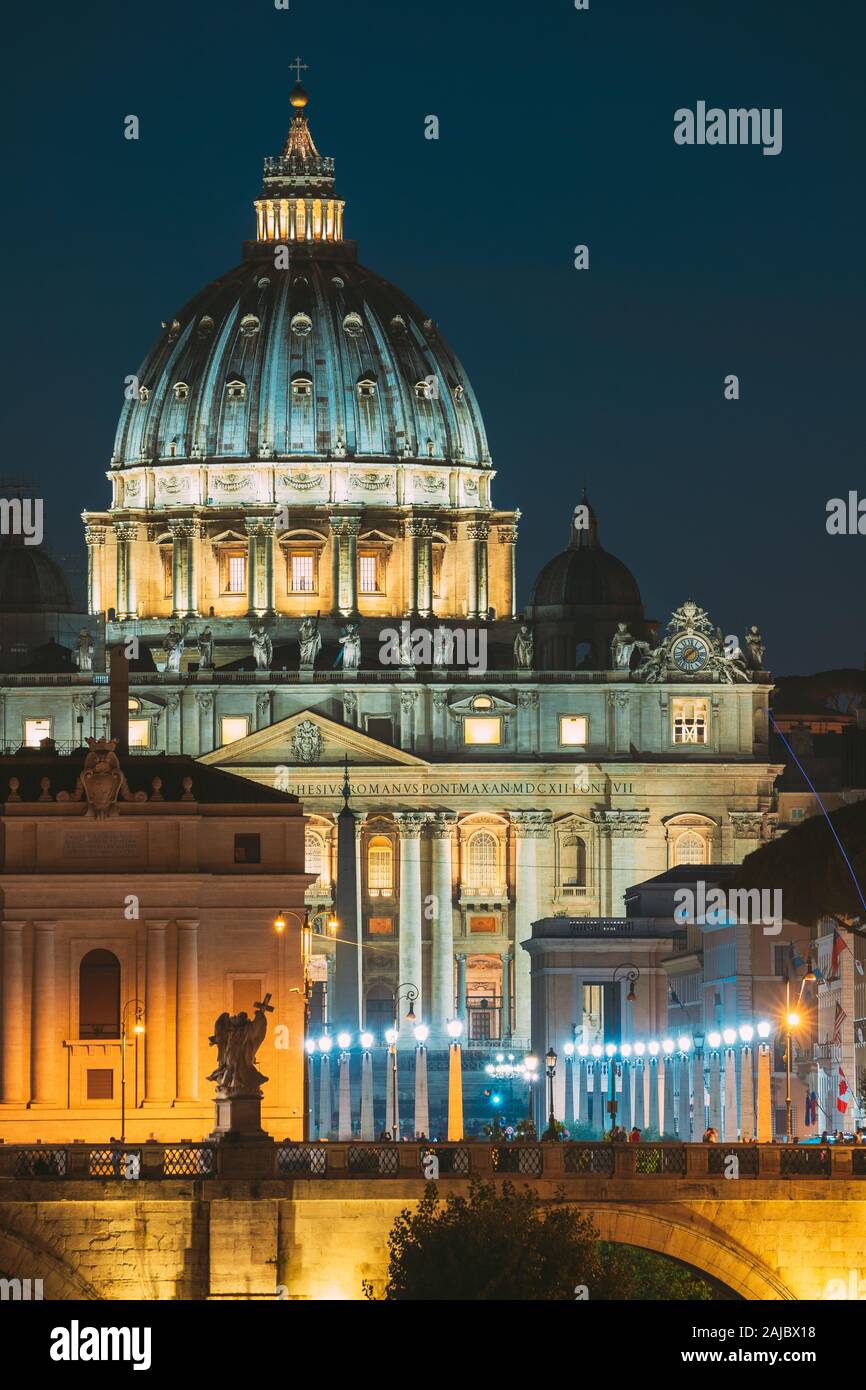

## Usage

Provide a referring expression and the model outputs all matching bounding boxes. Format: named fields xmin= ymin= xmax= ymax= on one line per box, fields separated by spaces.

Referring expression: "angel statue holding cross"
xmin=208 ymin=994 xmax=274 ymax=1098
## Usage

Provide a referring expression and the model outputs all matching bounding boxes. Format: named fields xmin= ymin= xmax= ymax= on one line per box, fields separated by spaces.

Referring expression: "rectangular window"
xmin=86 ymin=1069 xmax=114 ymax=1101
xmin=358 ymin=552 xmax=380 ymax=594
xmin=220 ymin=716 xmax=249 ymax=746
xmin=232 ymin=978 xmax=263 ymax=1016
xmin=559 ymin=715 xmax=588 ymax=747
xmin=222 ymin=550 xmax=246 ymax=595
xmin=431 ymin=544 xmax=445 ymax=599
xmin=790 ymin=807 xmax=805 ymax=821
xmin=127 ymin=719 xmax=149 ymax=749
xmin=464 ymin=717 xmax=502 ymax=746
xmin=23 ymin=718 xmax=51 ymax=747
xmin=582 ymin=983 xmax=604 ymax=1047
xmin=234 ymin=833 xmax=261 ymax=864
xmin=290 ymin=552 xmax=316 ymax=593
xmin=672 ymin=698 xmax=708 ymax=745
xmin=470 ymin=915 xmax=498 ymax=933
xmin=367 ymin=917 xmax=394 ymax=936
xmin=365 ymin=716 xmax=394 ymax=744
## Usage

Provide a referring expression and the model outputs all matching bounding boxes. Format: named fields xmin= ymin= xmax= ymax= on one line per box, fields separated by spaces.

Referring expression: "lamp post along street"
xmin=120 ymin=999 xmax=144 ymax=1144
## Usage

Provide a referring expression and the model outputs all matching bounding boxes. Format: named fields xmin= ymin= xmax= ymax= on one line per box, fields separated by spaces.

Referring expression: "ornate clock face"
xmin=672 ymin=635 xmax=710 ymax=673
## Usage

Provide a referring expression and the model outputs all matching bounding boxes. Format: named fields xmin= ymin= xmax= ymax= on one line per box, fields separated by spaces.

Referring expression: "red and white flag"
xmin=833 ymin=1003 xmax=847 ymax=1045
xmin=836 ymin=1068 xmax=850 ymax=1114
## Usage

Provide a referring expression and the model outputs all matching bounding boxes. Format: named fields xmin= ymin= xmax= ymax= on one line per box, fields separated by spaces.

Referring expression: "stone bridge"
xmin=0 ymin=1142 xmax=864 ymax=1301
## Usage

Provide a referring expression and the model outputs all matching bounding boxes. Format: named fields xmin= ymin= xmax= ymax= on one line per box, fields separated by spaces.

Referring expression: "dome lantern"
xmin=255 ymin=62 xmax=346 ymax=245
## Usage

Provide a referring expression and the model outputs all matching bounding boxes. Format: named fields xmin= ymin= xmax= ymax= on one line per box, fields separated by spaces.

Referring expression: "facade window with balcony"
xmin=289 ymin=552 xmax=317 ymax=593
xmin=674 ymin=830 xmax=706 ymax=865
xmin=466 ymin=831 xmax=497 ymax=893
xmin=367 ymin=835 xmax=393 ymax=896
xmin=561 ymin=834 xmax=587 ymax=891
xmin=221 ymin=549 xmax=247 ymax=595
xmin=304 ymin=830 xmax=326 ymax=888
xmin=672 ymin=697 xmax=708 ymax=745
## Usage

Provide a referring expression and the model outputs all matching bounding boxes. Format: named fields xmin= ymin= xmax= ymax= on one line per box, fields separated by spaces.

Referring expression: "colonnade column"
xmin=394 ymin=813 xmax=429 ymax=1038
xmin=430 ymin=813 xmax=457 ymax=1038
xmin=467 ymin=521 xmax=489 ymax=619
xmin=1 ymin=923 xmax=26 ymax=1104
xmin=407 ymin=518 xmax=433 ymax=617
xmin=260 ymin=517 xmax=276 ymax=615
xmin=195 ymin=691 xmax=214 ymax=755
xmin=344 ymin=517 xmax=360 ymax=615
xmin=145 ymin=921 xmax=169 ymax=1104
xmin=329 ymin=515 xmax=360 ymax=615
xmin=497 ymin=524 xmax=518 ymax=618
xmin=591 ymin=810 xmax=650 ymax=914
xmin=329 ymin=517 xmax=342 ymax=615
xmin=32 ymin=921 xmax=57 ymax=1105
xmin=169 ymin=519 xmax=195 ymax=618
xmin=113 ymin=523 xmax=138 ymax=619
xmin=510 ymin=811 xmax=551 ymax=1047
xmin=399 ymin=690 xmax=417 ymax=750
xmin=175 ymin=920 xmax=199 ymax=1103
xmin=84 ymin=525 xmax=105 ymax=615
xmin=245 ymin=519 xmax=260 ymax=617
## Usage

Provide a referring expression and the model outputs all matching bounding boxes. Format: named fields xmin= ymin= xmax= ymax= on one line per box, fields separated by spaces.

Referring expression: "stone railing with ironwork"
xmin=1 ymin=1140 xmax=863 ymax=1183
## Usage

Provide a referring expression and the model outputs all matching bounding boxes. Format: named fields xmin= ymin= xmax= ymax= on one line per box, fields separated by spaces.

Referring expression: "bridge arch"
xmin=0 ymin=1222 xmax=99 ymax=1301
xmin=583 ymin=1203 xmax=796 ymax=1301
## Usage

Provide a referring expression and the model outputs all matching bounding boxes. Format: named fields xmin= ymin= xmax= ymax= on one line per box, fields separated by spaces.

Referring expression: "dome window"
xmin=226 ymin=379 xmax=246 ymax=402
xmin=138 ymin=386 xmax=150 ymax=403
xmin=452 ymin=383 xmax=465 ymax=403
xmin=197 ymin=316 xmax=215 ymax=337
xmin=257 ymin=277 xmax=270 ymax=290
xmin=390 ymin=315 xmax=407 ymax=335
xmin=291 ymin=312 xmax=312 ymax=337
xmin=414 ymin=378 xmax=437 ymax=401
xmin=357 ymin=377 xmax=377 ymax=400
xmin=292 ymin=373 xmax=313 ymax=399
xmin=331 ymin=276 xmax=345 ymax=289
xmin=173 ymin=382 xmax=189 ymax=402
xmin=343 ymin=312 xmax=364 ymax=339
xmin=163 ymin=318 xmax=181 ymax=342
xmin=239 ymin=314 xmax=260 ymax=338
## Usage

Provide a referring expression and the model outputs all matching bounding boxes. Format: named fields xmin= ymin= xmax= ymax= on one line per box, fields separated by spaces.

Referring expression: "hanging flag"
xmin=828 ymin=928 xmax=850 ymax=982
xmin=833 ymin=1003 xmax=847 ymax=1045
xmin=809 ymin=1091 xmax=819 ymax=1126
xmin=787 ymin=942 xmax=805 ymax=975
xmin=836 ymin=1069 xmax=850 ymax=1114
xmin=669 ymin=987 xmax=682 ymax=1007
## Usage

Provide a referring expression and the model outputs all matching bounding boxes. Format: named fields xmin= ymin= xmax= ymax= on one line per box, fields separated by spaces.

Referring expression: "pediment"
xmin=198 ymin=708 xmax=427 ymax=770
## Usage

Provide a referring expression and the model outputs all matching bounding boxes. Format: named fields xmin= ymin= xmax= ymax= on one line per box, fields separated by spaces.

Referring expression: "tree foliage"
xmin=725 ymin=799 xmax=866 ymax=931
xmin=366 ymin=1180 xmax=713 ymax=1301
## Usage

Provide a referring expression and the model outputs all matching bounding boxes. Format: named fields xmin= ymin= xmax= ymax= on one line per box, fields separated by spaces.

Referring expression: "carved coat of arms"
xmin=290 ymin=719 xmax=324 ymax=765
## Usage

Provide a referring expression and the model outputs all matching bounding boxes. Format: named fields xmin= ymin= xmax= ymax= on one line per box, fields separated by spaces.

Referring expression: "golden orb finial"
xmin=289 ymin=57 xmax=309 ymax=108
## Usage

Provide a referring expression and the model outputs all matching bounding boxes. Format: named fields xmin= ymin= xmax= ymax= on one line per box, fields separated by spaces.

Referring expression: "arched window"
xmin=674 ymin=831 xmax=706 ymax=866
xmin=79 ymin=949 xmax=120 ymax=1039
xmin=367 ymin=835 xmax=393 ymax=896
xmin=561 ymin=834 xmax=587 ymax=887
xmin=305 ymin=831 xmax=325 ymax=886
xmin=467 ymin=831 xmax=497 ymax=892
xmin=292 ymin=373 xmax=313 ymax=399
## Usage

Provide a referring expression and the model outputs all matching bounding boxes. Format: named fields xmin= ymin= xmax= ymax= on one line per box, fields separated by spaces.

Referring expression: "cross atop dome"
xmin=289 ymin=56 xmax=308 ymax=83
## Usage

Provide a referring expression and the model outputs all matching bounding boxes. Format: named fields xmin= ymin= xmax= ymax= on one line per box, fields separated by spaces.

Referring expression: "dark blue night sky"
xmin=3 ymin=0 xmax=863 ymax=673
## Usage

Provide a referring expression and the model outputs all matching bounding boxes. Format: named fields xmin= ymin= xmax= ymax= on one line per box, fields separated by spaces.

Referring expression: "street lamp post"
xmin=388 ymin=983 xmax=419 ymax=1141
xmin=784 ymin=959 xmax=816 ymax=1141
xmin=275 ymin=907 xmax=338 ymax=1140
xmin=542 ymin=1047 xmax=559 ymax=1140
xmin=609 ymin=964 xmax=640 ymax=1133
xmin=120 ymin=999 xmax=144 ymax=1144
